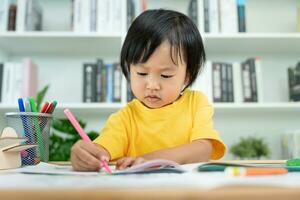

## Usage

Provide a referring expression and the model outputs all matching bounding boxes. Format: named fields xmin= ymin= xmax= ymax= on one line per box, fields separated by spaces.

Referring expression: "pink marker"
xmin=64 ymin=109 xmax=112 ymax=173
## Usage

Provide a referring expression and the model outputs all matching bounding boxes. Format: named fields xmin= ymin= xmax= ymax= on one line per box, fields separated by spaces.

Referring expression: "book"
xmin=287 ymin=62 xmax=300 ymax=101
xmin=0 ymin=0 xmax=9 ymax=32
xmin=232 ymin=62 xmax=243 ymax=103
xmin=83 ymin=63 xmax=97 ymax=102
xmin=25 ymin=0 xmax=43 ymax=31
xmin=212 ymin=63 xmax=222 ymax=102
xmin=209 ymin=0 xmax=219 ymax=33
xmin=113 ymin=63 xmax=122 ymax=102
xmin=219 ymin=0 xmax=238 ymax=33
xmin=203 ymin=0 xmax=209 ymax=32
xmin=22 ymin=58 xmax=38 ymax=98
xmin=7 ymin=3 xmax=17 ymax=31
xmin=16 ymin=0 xmax=27 ymax=32
xmin=188 ymin=0 xmax=198 ymax=27
xmin=237 ymin=0 xmax=246 ymax=32
xmin=221 ymin=63 xmax=227 ymax=102
xmin=226 ymin=63 xmax=234 ymax=102
xmin=241 ymin=60 xmax=252 ymax=102
xmin=249 ymin=59 xmax=257 ymax=102
xmin=96 ymin=59 xmax=104 ymax=102
xmin=126 ymin=0 xmax=135 ymax=29
xmin=106 ymin=63 xmax=114 ymax=103
xmin=113 ymin=159 xmax=185 ymax=175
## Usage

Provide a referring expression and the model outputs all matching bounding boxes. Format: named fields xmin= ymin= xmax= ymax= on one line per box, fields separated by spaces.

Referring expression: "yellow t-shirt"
xmin=94 ymin=89 xmax=226 ymax=160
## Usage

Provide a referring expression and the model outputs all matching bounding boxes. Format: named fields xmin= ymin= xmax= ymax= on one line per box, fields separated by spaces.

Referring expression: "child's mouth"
xmin=145 ymin=96 xmax=160 ymax=102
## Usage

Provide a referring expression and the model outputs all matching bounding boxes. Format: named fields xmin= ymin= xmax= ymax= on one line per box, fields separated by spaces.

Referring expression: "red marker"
xmin=40 ymin=102 xmax=49 ymax=113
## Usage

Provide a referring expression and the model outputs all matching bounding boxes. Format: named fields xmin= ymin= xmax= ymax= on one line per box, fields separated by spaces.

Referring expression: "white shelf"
xmin=4 ymin=32 xmax=299 ymax=56
xmin=204 ymin=33 xmax=300 ymax=55
xmin=1 ymin=102 xmax=300 ymax=114
xmin=214 ymin=102 xmax=300 ymax=112
xmin=0 ymin=32 xmax=123 ymax=55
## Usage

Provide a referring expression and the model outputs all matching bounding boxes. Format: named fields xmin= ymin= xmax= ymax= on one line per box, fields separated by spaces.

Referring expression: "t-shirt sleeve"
xmin=93 ymin=110 xmax=129 ymax=161
xmin=190 ymin=93 xmax=226 ymax=160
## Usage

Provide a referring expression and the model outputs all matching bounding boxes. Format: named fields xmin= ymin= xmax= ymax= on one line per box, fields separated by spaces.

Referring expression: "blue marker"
xmin=18 ymin=98 xmax=25 ymax=112
xmin=18 ymin=98 xmax=36 ymax=165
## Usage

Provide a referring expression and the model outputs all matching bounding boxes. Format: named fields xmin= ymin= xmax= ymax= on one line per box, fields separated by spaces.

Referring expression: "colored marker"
xmin=24 ymin=98 xmax=31 ymax=112
xmin=18 ymin=98 xmax=35 ymax=165
xmin=45 ymin=100 xmax=57 ymax=114
xmin=29 ymin=97 xmax=45 ymax=161
xmin=225 ymin=167 xmax=288 ymax=176
xmin=18 ymin=98 xmax=26 ymax=112
xmin=40 ymin=102 xmax=49 ymax=113
xmin=64 ymin=109 xmax=112 ymax=173
xmin=50 ymin=100 xmax=57 ymax=114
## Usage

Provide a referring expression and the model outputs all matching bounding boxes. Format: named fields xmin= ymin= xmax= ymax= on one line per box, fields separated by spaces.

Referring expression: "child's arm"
xmin=116 ymin=139 xmax=212 ymax=169
xmin=71 ymin=140 xmax=111 ymax=171
xmin=141 ymin=139 xmax=212 ymax=164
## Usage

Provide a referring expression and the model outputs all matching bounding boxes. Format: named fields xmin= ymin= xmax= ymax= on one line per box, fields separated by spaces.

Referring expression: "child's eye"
xmin=137 ymin=72 xmax=147 ymax=76
xmin=161 ymin=75 xmax=173 ymax=78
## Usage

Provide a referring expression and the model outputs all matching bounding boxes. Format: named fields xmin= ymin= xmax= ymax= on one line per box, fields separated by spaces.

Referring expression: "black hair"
xmin=120 ymin=9 xmax=206 ymax=88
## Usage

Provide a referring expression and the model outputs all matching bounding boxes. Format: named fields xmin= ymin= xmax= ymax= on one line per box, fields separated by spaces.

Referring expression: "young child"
xmin=71 ymin=9 xmax=226 ymax=171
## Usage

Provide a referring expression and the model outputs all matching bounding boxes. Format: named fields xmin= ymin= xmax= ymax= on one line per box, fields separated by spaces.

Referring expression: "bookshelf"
xmin=0 ymin=0 xmax=300 ymax=159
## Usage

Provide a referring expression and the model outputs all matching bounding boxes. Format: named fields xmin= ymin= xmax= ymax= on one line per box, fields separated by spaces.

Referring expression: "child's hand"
xmin=116 ymin=156 xmax=146 ymax=170
xmin=71 ymin=140 xmax=110 ymax=171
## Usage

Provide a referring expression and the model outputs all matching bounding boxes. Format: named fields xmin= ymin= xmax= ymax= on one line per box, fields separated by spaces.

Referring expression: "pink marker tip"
xmin=101 ymin=160 xmax=112 ymax=173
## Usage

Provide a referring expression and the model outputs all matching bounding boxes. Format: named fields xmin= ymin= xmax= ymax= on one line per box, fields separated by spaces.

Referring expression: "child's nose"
xmin=146 ymin=76 xmax=160 ymax=90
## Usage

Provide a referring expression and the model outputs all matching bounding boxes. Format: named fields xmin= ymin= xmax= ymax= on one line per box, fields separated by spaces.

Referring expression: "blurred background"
xmin=0 ymin=0 xmax=300 ymax=161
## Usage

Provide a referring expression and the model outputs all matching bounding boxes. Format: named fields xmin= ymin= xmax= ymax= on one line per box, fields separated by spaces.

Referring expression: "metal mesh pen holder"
xmin=5 ymin=112 xmax=53 ymax=165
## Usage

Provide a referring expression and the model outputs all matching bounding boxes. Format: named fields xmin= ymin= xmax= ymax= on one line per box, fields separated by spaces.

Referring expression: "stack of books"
xmin=82 ymin=59 xmax=122 ymax=103
xmin=0 ymin=58 xmax=38 ymax=104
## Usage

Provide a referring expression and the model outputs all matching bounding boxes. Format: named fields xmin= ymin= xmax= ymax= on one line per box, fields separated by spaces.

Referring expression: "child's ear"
xmin=184 ymin=76 xmax=189 ymax=87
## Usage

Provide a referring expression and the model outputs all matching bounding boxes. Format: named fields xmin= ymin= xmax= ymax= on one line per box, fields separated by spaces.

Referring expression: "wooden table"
xmin=1 ymin=160 xmax=299 ymax=200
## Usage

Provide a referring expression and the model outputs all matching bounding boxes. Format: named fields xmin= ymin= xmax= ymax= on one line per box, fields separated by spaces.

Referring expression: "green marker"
xmin=287 ymin=159 xmax=300 ymax=166
xmin=29 ymin=97 xmax=45 ymax=161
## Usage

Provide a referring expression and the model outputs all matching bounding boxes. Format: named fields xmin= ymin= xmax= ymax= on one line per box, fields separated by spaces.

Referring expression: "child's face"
xmin=130 ymin=41 xmax=188 ymax=109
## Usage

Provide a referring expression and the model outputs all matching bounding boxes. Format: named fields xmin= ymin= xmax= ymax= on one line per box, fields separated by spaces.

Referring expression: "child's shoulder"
xmin=184 ymin=89 xmax=208 ymax=102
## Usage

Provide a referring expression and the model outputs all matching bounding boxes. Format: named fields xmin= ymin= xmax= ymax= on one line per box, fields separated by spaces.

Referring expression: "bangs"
xmin=130 ymin=23 xmax=187 ymax=67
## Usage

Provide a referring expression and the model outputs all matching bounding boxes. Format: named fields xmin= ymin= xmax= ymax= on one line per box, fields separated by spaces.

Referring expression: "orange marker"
xmin=225 ymin=167 xmax=288 ymax=176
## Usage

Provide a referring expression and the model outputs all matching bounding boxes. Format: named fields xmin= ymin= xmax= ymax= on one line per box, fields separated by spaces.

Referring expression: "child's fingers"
xmin=76 ymin=151 xmax=101 ymax=171
xmin=78 ymin=150 xmax=102 ymax=170
xmin=73 ymin=156 xmax=95 ymax=171
xmin=132 ymin=157 xmax=146 ymax=166
xmin=115 ymin=157 xmax=126 ymax=169
xmin=80 ymin=140 xmax=104 ymax=159
xmin=117 ymin=157 xmax=135 ymax=170
xmin=71 ymin=153 xmax=96 ymax=171
xmin=73 ymin=144 xmax=102 ymax=170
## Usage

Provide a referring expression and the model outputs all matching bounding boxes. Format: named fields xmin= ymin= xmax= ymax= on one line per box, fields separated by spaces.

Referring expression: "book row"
xmin=198 ymin=57 xmax=263 ymax=103
xmin=0 ymin=0 xmax=42 ymax=32
xmin=203 ymin=0 xmax=246 ymax=33
xmin=83 ymin=59 xmax=122 ymax=103
xmin=0 ymin=0 xmax=123 ymax=34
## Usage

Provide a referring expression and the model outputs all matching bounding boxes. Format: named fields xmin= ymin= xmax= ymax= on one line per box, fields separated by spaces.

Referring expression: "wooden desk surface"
xmin=1 ymin=160 xmax=298 ymax=200
xmin=1 ymin=186 xmax=300 ymax=200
